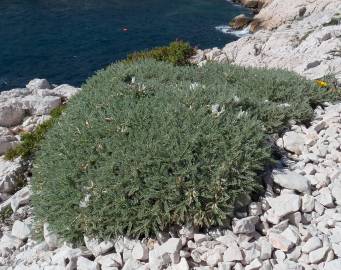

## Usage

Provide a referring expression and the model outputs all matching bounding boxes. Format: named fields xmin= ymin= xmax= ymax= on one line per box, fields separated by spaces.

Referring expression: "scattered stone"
xmin=272 ymin=170 xmax=310 ymax=193
xmin=11 ymin=220 xmax=31 ymax=240
xmin=51 ymin=84 xmax=81 ymax=99
xmin=84 ymin=236 xmax=114 ymax=257
xmin=96 ymin=253 xmax=123 ymax=267
xmin=77 ymin=256 xmax=100 ymax=270
xmin=267 ymin=194 xmax=301 ymax=218
xmin=232 ymin=216 xmax=259 ymax=234
xmin=259 ymin=238 xmax=273 ymax=260
xmin=331 ymin=183 xmax=341 ymax=205
xmin=172 ymin=258 xmax=190 ymax=270
xmin=0 ymin=232 xmax=23 ymax=252
xmin=206 ymin=249 xmax=223 ymax=266
xmin=268 ymin=233 xmax=294 ymax=252
xmin=325 ymin=259 xmax=341 ymax=270
xmin=194 ymin=234 xmax=210 ymax=244
xmin=223 ymin=242 xmax=243 ymax=262
xmin=282 ymin=131 xmax=305 ymax=155
xmin=281 ymin=227 xmax=300 ymax=245
xmin=316 ymin=187 xmax=334 ymax=208
xmin=309 ymin=246 xmax=330 ymax=264
xmin=11 ymin=186 xmax=31 ymax=212
xmin=43 ymin=223 xmax=59 ymax=250
xmin=301 ymin=194 xmax=315 ymax=213
xmin=302 ymin=237 xmax=322 ymax=253
xmin=245 ymin=258 xmax=262 ymax=270
xmin=121 ymin=258 xmax=143 ymax=270
xmin=132 ymin=243 xmax=149 ymax=261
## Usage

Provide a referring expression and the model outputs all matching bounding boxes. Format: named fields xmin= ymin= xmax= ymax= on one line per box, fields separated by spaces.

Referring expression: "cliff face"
xmin=192 ymin=0 xmax=341 ymax=84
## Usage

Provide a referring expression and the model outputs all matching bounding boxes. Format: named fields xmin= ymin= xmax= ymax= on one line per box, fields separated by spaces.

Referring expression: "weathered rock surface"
xmin=229 ymin=14 xmax=252 ymax=30
xmin=191 ymin=0 xmax=341 ymax=85
xmin=0 ymin=79 xmax=81 ymax=156
xmin=272 ymin=169 xmax=310 ymax=193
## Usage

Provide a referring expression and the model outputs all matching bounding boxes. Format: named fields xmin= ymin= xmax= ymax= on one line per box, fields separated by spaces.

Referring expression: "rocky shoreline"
xmin=192 ymin=0 xmax=341 ymax=85
xmin=0 ymin=1 xmax=341 ymax=269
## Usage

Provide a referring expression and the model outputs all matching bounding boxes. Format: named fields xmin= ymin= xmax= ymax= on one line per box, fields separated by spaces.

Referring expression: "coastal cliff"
xmin=192 ymin=0 xmax=341 ymax=84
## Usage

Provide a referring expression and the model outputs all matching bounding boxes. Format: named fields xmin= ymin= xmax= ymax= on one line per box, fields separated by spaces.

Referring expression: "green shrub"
xmin=126 ymin=41 xmax=194 ymax=65
xmin=32 ymin=60 xmax=338 ymax=242
xmin=4 ymin=106 xmax=65 ymax=160
xmin=0 ymin=205 xmax=12 ymax=223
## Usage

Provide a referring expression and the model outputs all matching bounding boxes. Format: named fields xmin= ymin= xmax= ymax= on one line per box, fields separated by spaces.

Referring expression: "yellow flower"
xmin=315 ymin=80 xmax=329 ymax=88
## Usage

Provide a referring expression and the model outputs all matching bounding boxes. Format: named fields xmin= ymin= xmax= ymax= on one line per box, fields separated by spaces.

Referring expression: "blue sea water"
xmin=0 ymin=0 xmax=251 ymax=91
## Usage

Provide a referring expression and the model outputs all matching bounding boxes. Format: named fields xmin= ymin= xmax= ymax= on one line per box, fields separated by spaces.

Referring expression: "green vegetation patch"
xmin=126 ymin=41 xmax=194 ymax=66
xmin=32 ymin=60 xmax=338 ymax=242
xmin=5 ymin=106 xmax=65 ymax=160
xmin=0 ymin=205 xmax=13 ymax=223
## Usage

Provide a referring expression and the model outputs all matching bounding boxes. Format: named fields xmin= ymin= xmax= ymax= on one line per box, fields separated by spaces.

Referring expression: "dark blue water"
xmin=0 ymin=0 xmax=250 ymax=90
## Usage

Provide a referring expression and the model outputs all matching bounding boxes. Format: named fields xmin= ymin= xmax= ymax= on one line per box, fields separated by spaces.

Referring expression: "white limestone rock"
xmin=272 ymin=170 xmax=310 ymax=193
xmin=121 ymin=259 xmax=143 ymax=270
xmin=11 ymin=186 xmax=31 ymax=212
xmin=77 ymin=256 xmax=100 ymax=270
xmin=84 ymin=236 xmax=114 ymax=257
xmin=20 ymin=95 xmax=61 ymax=116
xmin=0 ymin=232 xmax=23 ymax=253
xmin=301 ymin=194 xmax=315 ymax=213
xmin=245 ymin=258 xmax=262 ymax=270
xmin=331 ymin=183 xmax=341 ymax=205
xmin=11 ymin=220 xmax=31 ymax=240
xmin=330 ymin=228 xmax=341 ymax=244
xmin=332 ymin=243 xmax=341 ymax=257
xmin=149 ymin=238 xmax=182 ymax=270
xmin=51 ymin=84 xmax=81 ymax=99
xmin=171 ymin=258 xmax=189 ymax=270
xmin=267 ymin=194 xmax=301 ymax=218
xmin=309 ymin=246 xmax=330 ymax=264
xmin=43 ymin=223 xmax=59 ymax=250
xmin=194 ymin=234 xmax=210 ymax=244
xmin=0 ymin=103 xmax=25 ymax=127
xmin=0 ymin=158 xmax=23 ymax=194
xmin=51 ymin=245 xmax=81 ymax=268
xmin=259 ymin=238 xmax=273 ymax=260
xmin=223 ymin=242 xmax=243 ymax=262
xmin=325 ymin=259 xmax=341 ymax=270
xmin=95 ymin=253 xmax=122 ymax=268
xmin=316 ymin=187 xmax=334 ymax=208
xmin=302 ymin=237 xmax=322 ymax=253
xmin=282 ymin=131 xmax=305 ymax=155
xmin=26 ymin=79 xmax=51 ymax=91
xmin=280 ymin=227 xmax=300 ymax=245
xmin=268 ymin=233 xmax=294 ymax=252
xmin=206 ymin=249 xmax=223 ymax=266
xmin=232 ymin=216 xmax=259 ymax=234
xmin=132 ymin=242 xmax=149 ymax=261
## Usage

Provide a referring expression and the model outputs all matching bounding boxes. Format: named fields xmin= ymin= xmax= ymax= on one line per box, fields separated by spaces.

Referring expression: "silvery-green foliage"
xmin=32 ymin=60 xmax=338 ymax=242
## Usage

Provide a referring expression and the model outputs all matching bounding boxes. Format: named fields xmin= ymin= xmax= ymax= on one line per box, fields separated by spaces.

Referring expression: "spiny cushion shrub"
xmin=32 ymin=60 xmax=338 ymax=242
xmin=4 ymin=106 xmax=65 ymax=161
xmin=126 ymin=40 xmax=194 ymax=65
